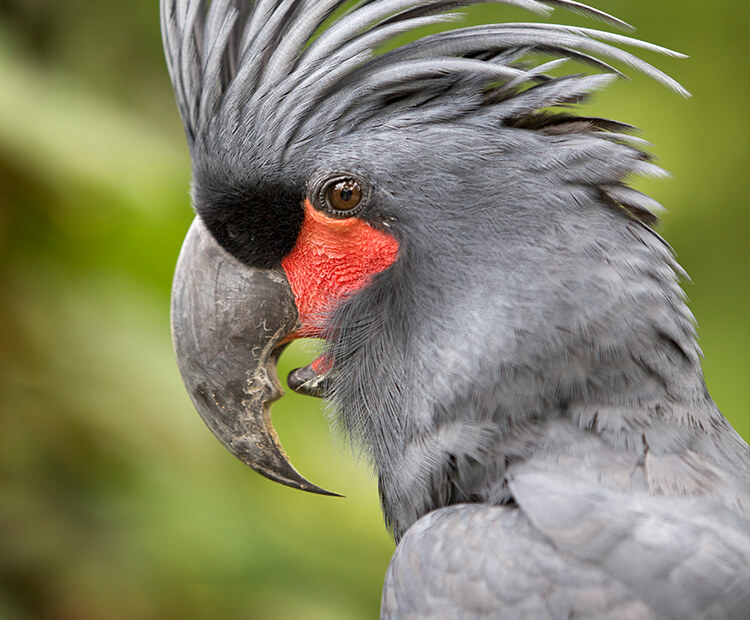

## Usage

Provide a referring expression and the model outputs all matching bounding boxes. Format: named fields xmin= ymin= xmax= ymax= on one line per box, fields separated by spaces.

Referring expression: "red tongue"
xmin=281 ymin=199 xmax=399 ymax=338
xmin=311 ymin=354 xmax=332 ymax=373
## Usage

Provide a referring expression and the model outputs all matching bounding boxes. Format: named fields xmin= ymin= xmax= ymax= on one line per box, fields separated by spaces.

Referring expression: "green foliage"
xmin=0 ymin=1 xmax=746 ymax=618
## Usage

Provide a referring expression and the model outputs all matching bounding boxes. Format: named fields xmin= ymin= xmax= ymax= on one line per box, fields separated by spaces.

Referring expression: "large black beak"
xmin=171 ymin=217 xmax=338 ymax=496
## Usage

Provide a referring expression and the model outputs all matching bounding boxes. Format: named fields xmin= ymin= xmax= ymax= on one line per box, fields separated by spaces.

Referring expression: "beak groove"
xmin=171 ymin=217 xmax=339 ymax=496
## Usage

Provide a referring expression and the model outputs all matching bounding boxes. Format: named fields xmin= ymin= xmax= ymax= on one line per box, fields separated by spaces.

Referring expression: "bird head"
xmin=164 ymin=1 xmax=693 ymax=532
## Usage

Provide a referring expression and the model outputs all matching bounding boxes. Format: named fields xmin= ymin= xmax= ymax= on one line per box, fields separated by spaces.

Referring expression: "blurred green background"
xmin=0 ymin=1 xmax=747 ymax=619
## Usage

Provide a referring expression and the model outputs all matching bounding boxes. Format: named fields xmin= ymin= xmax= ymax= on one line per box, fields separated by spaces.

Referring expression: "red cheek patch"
xmin=281 ymin=200 xmax=399 ymax=337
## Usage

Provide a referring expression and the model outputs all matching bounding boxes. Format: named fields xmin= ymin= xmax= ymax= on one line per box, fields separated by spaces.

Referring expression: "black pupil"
xmin=340 ymin=188 xmax=353 ymax=202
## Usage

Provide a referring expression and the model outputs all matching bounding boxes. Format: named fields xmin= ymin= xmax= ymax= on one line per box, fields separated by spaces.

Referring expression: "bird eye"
xmin=324 ymin=178 xmax=363 ymax=214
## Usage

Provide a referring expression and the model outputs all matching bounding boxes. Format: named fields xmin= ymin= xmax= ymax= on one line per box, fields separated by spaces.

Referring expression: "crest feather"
xmin=161 ymin=0 xmax=687 ymax=208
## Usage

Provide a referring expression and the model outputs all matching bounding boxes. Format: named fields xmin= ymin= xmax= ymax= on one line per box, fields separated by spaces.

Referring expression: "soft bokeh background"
xmin=0 ymin=1 xmax=747 ymax=618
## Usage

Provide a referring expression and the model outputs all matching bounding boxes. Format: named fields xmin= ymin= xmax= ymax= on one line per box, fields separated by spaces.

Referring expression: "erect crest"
xmin=161 ymin=0 xmax=686 ymax=171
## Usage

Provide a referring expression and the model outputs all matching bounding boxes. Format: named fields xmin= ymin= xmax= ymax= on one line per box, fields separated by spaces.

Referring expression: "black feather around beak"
xmin=171 ymin=218 xmax=339 ymax=496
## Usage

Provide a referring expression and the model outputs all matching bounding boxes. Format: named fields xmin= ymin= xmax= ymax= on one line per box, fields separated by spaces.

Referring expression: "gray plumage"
xmin=161 ymin=1 xmax=750 ymax=618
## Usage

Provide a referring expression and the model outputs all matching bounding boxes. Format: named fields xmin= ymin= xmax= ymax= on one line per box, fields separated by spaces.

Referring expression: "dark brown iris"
xmin=325 ymin=179 xmax=363 ymax=212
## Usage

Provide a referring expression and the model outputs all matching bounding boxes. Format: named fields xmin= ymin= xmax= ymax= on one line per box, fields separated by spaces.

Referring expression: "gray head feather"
xmin=161 ymin=0 xmax=687 ymax=169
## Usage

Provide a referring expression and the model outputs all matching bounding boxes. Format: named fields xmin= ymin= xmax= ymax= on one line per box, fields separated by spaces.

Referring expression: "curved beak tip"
xmin=171 ymin=217 xmax=339 ymax=497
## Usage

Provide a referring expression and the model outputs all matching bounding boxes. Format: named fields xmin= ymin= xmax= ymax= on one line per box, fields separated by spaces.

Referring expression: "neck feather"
xmin=328 ymin=206 xmax=716 ymax=539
